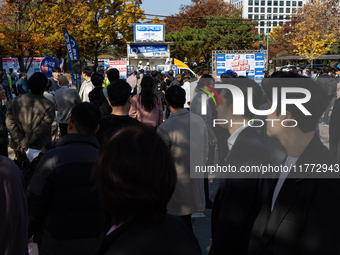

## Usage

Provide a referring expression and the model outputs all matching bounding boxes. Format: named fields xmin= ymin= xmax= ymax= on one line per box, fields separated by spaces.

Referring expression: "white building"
xmin=225 ymin=0 xmax=308 ymax=34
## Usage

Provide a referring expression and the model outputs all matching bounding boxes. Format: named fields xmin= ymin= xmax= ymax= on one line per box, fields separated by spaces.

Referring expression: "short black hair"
xmin=91 ymin=73 xmax=104 ymax=87
xmin=82 ymin=66 xmax=93 ymax=77
xmin=28 ymin=72 xmax=48 ymax=95
xmin=221 ymin=77 xmax=263 ymax=120
xmin=9 ymin=68 xmax=13 ymax=73
xmin=107 ymin=68 xmax=119 ymax=82
xmin=165 ymin=85 xmax=186 ymax=109
xmin=70 ymin=102 xmax=101 ymax=135
xmin=168 ymin=70 xmax=173 ymax=76
xmin=52 ymin=67 xmax=61 ymax=73
xmin=263 ymin=71 xmax=329 ymax=133
xmin=107 ymin=79 xmax=131 ymax=107
xmin=139 ymin=69 xmax=144 ymax=74
xmin=196 ymin=70 xmax=204 ymax=76
xmin=93 ymin=125 xmax=177 ymax=226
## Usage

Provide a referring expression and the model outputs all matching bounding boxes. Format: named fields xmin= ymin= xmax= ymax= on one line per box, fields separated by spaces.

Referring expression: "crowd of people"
xmin=0 ymin=64 xmax=340 ymax=255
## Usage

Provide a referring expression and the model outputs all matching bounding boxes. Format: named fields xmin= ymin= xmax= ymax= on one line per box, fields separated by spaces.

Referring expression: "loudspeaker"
xmin=72 ymin=59 xmax=82 ymax=74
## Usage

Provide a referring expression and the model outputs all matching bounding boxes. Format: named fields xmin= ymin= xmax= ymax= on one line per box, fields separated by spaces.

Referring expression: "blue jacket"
xmin=17 ymin=78 xmax=29 ymax=94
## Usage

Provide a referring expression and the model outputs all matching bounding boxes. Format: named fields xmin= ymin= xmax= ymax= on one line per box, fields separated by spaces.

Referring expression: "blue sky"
xmin=140 ymin=0 xmax=193 ymax=17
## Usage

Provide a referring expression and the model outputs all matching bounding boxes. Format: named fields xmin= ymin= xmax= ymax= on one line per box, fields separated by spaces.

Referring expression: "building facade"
xmin=226 ymin=0 xmax=308 ymax=34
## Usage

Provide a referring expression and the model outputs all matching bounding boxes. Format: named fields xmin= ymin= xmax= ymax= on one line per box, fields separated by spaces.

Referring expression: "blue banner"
xmin=170 ymin=65 xmax=178 ymax=76
xmin=62 ymin=28 xmax=81 ymax=86
xmin=40 ymin=57 xmax=58 ymax=78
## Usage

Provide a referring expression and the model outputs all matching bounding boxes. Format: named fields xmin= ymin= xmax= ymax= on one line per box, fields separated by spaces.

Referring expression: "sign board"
xmin=216 ymin=53 xmax=265 ymax=85
xmin=40 ymin=57 xmax=58 ymax=78
xmin=269 ymin=59 xmax=273 ymax=64
xmin=126 ymin=65 xmax=134 ymax=77
xmin=2 ymin=57 xmax=44 ymax=78
xmin=104 ymin=60 xmax=129 ymax=80
xmin=129 ymin=44 xmax=168 ymax=58
xmin=134 ymin=24 xmax=165 ymax=42
xmin=170 ymin=65 xmax=178 ymax=76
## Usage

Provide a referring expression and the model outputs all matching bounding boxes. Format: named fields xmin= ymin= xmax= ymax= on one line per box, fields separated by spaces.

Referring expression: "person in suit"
xmin=248 ymin=72 xmax=340 ymax=255
xmin=93 ymin=125 xmax=202 ymax=255
xmin=209 ymin=77 xmax=272 ymax=255
xmin=329 ymin=97 xmax=340 ymax=160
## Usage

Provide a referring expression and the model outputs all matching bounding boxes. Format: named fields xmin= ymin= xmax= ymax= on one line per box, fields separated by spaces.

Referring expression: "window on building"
xmin=273 ymin=21 xmax=277 ymax=26
xmin=248 ymin=14 xmax=252 ymax=19
xmin=260 ymin=28 xmax=265 ymax=33
xmin=267 ymin=14 xmax=272 ymax=19
xmin=279 ymin=7 xmax=284 ymax=13
xmin=255 ymin=0 xmax=259 ymax=5
xmin=267 ymin=0 xmax=272 ymax=5
xmin=267 ymin=21 xmax=272 ymax=26
xmin=286 ymin=1 xmax=290 ymax=6
xmin=255 ymin=7 xmax=259 ymax=12
xmin=279 ymin=15 xmax=284 ymax=19
xmin=273 ymin=14 xmax=278 ymax=19
xmin=292 ymin=8 xmax=296 ymax=12
xmin=274 ymin=1 xmax=278 ymax=5
xmin=292 ymin=1 xmax=296 ymax=6
xmin=261 ymin=7 xmax=265 ymax=12
xmin=261 ymin=14 xmax=265 ymax=19
xmin=254 ymin=14 xmax=259 ymax=19
xmin=260 ymin=21 xmax=265 ymax=26
xmin=298 ymin=1 xmax=302 ymax=6
xmin=273 ymin=7 xmax=278 ymax=12
xmin=261 ymin=0 xmax=266 ymax=5
xmin=249 ymin=0 xmax=253 ymax=5
xmin=286 ymin=8 xmax=290 ymax=13
xmin=280 ymin=1 xmax=284 ymax=6
xmin=279 ymin=21 xmax=283 ymax=26
xmin=267 ymin=7 xmax=272 ymax=12
xmin=249 ymin=7 xmax=253 ymax=12
xmin=267 ymin=28 xmax=272 ymax=33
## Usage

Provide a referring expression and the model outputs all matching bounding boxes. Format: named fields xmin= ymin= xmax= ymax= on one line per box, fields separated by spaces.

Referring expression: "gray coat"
xmin=6 ymin=92 xmax=55 ymax=152
xmin=157 ymin=109 xmax=208 ymax=216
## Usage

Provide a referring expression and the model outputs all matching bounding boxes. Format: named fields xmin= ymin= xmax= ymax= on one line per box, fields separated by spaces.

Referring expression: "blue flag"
xmin=62 ymin=28 xmax=81 ymax=86
xmin=259 ymin=44 xmax=265 ymax=54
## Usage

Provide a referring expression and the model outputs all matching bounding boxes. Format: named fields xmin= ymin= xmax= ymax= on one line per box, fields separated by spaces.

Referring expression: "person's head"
xmin=196 ymin=70 xmax=203 ymax=79
xmin=107 ymin=79 xmax=131 ymax=107
xmin=93 ymin=125 xmax=177 ymax=226
xmin=312 ymin=69 xmax=317 ymax=74
xmin=28 ymin=72 xmax=48 ymax=95
xmin=20 ymin=72 xmax=27 ymax=79
xmin=0 ymin=85 xmax=6 ymax=101
xmin=151 ymin=71 xmax=158 ymax=78
xmin=133 ymin=71 xmax=137 ymax=76
xmin=45 ymin=79 xmax=51 ymax=92
xmin=168 ymin=69 xmax=174 ymax=77
xmin=165 ymin=85 xmax=186 ymax=110
xmin=106 ymin=68 xmax=119 ymax=82
xmin=196 ymin=74 xmax=215 ymax=93
xmin=9 ymin=68 xmax=13 ymax=74
xmin=140 ymin=76 xmax=156 ymax=112
xmin=91 ymin=73 xmax=104 ymax=88
xmin=139 ymin=69 xmax=144 ymax=75
xmin=335 ymin=67 xmax=340 ymax=76
xmin=82 ymin=66 xmax=93 ymax=80
xmin=52 ymin=67 xmax=61 ymax=81
xmin=58 ymin=74 xmax=69 ymax=87
xmin=216 ymin=77 xmax=263 ymax=129
xmin=263 ymin=71 xmax=328 ymax=137
xmin=175 ymin=74 xmax=182 ymax=81
xmin=183 ymin=75 xmax=190 ymax=83
xmin=68 ymin=102 xmax=101 ymax=135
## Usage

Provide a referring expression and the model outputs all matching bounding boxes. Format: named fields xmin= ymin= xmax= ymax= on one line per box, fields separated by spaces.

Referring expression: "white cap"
xmin=146 ymin=62 xmax=149 ymax=65
xmin=139 ymin=61 xmax=142 ymax=64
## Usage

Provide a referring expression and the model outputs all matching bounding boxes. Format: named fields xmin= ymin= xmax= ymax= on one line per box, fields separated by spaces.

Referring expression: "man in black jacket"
xmin=209 ymin=77 xmax=272 ymax=255
xmin=248 ymin=72 xmax=340 ymax=255
xmin=26 ymin=103 xmax=105 ymax=255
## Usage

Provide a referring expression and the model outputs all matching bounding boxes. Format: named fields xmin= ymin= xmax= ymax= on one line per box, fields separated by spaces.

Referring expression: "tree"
xmin=166 ymin=12 xmax=258 ymax=63
xmin=0 ymin=0 xmax=50 ymax=72
xmin=291 ymin=0 xmax=338 ymax=67
xmin=164 ymin=0 xmax=238 ymax=33
xmin=74 ymin=0 xmax=144 ymax=70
